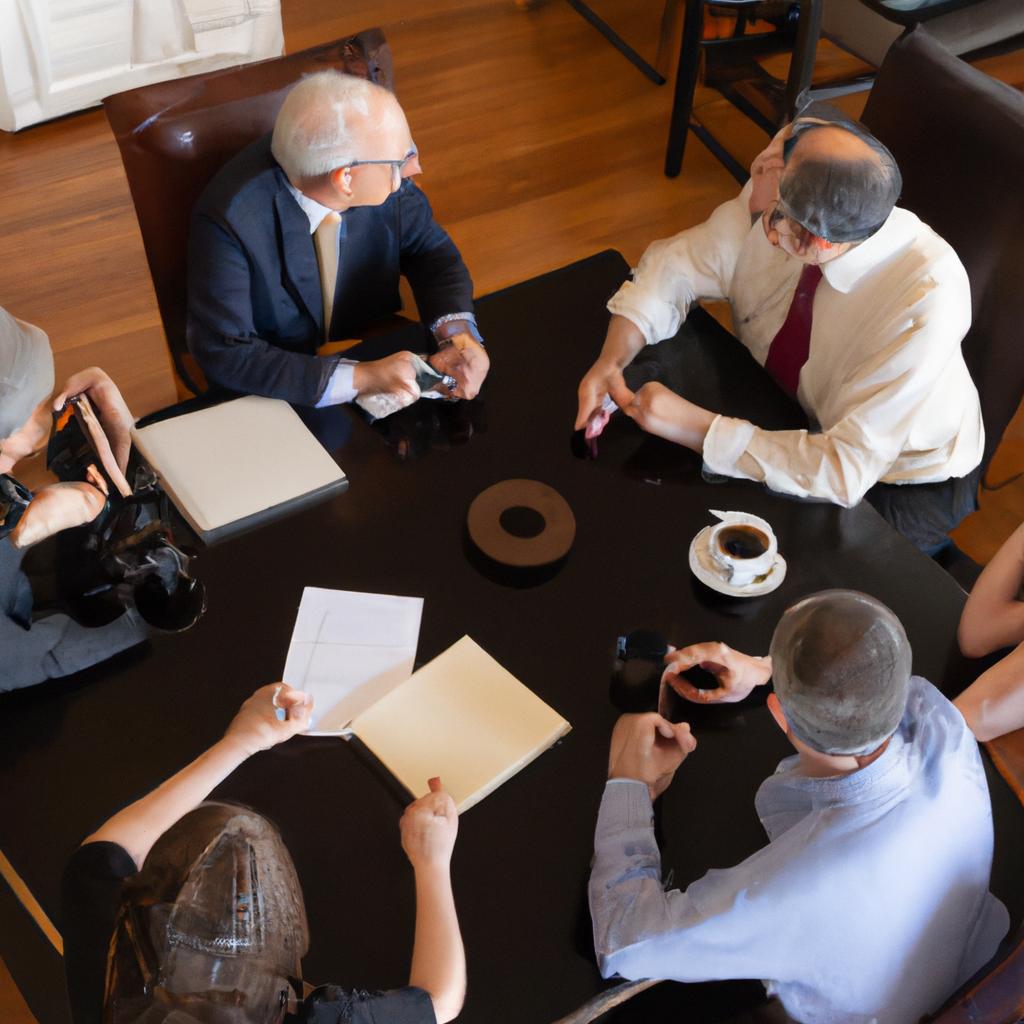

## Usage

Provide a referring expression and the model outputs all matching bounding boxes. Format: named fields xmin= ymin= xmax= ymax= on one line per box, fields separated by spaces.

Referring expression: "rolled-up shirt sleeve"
xmin=589 ymin=780 xmax=785 ymax=985
xmin=702 ymin=261 xmax=981 ymax=507
xmin=607 ymin=184 xmax=754 ymax=346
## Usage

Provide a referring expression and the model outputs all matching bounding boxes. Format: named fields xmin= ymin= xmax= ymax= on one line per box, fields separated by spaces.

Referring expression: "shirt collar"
xmin=284 ymin=180 xmax=337 ymax=235
xmin=820 ymin=207 xmax=913 ymax=294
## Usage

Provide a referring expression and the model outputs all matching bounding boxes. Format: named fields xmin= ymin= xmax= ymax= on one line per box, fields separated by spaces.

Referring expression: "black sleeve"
xmin=396 ymin=181 xmax=474 ymax=330
xmin=299 ymin=984 xmax=437 ymax=1024
xmin=61 ymin=842 xmax=138 ymax=1024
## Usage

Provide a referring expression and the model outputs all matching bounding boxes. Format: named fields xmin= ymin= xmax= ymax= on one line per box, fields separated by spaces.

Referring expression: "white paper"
xmin=282 ymin=588 xmax=423 ymax=735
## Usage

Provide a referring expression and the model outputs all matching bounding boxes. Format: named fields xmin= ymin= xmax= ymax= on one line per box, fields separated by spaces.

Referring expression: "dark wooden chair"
xmin=102 ymin=31 xmax=393 ymax=398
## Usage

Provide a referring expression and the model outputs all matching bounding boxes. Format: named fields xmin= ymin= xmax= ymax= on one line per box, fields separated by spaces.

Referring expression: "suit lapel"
xmin=274 ymin=187 xmax=323 ymax=332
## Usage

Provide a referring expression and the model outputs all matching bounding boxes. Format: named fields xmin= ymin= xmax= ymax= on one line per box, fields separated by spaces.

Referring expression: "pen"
xmin=272 ymin=685 xmax=287 ymax=722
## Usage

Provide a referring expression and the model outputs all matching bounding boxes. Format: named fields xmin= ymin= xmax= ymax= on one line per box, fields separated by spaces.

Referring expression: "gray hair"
xmin=779 ymin=101 xmax=902 ymax=243
xmin=0 ymin=307 xmax=54 ymax=440
xmin=271 ymin=71 xmax=395 ymax=182
xmin=769 ymin=590 xmax=912 ymax=756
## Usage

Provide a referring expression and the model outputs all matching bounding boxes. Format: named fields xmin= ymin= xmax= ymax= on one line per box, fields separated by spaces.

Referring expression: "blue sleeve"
xmin=396 ymin=182 xmax=474 ymax=331
xmin=1 ymin=592 xmax=147 ymax=694
xmin=589 ymin=781 xmax=785 ymax=984
xmin=186 ymin=214 xmax=340 ymax=405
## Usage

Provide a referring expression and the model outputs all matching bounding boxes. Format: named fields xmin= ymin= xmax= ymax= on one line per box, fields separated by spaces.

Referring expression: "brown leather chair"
xmin=102 ymin=32 xmax=393 ymax=397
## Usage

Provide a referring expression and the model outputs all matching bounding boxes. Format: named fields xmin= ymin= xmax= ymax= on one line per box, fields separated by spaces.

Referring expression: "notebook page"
xmin=351 ymin=635 xmax=571 ymax=812
xmin=282 ymin=588 xmax=423 ymax=734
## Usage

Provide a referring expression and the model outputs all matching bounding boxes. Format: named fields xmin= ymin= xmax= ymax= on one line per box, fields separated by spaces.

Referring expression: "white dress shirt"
xmin=607 ymin=183 xmax=984 ymax=506
xmin=589 ymin=678 xmax=1008 ymax=1024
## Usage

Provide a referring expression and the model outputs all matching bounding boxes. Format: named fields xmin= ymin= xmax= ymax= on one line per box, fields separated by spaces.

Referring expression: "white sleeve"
xmin=607 ymin=182 xmax=755 ymax=346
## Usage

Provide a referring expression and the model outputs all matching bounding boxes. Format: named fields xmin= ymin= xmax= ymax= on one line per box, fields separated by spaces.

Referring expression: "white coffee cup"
xmin=707 ymin=510 xmax=778 ymax=587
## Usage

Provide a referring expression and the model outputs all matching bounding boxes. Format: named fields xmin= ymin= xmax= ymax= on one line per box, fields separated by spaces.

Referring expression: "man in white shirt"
xmin=575 ymin=105 xmax=983 ymax=552
xmin=589 ymin=590 xmax=1008 ymax=1024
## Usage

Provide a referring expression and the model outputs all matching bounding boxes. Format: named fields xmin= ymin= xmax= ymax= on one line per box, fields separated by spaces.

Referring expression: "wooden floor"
xmin=1 ymin=2 xmax=1022 ymax=1019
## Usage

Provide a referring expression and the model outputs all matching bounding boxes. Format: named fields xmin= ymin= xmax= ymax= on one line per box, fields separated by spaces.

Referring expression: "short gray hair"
xmin=770 ymin=590 xmax=911 ymax=756
xmin=271 ymin=71 xmax=394 ymax=182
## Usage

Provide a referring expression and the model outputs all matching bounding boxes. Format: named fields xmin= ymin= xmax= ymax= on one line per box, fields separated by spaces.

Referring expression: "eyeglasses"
xmin=347 ymin=148 xmax=418 ymax=188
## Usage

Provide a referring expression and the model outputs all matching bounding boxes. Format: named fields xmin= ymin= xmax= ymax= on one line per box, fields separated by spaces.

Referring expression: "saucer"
xmin=688 ymin=526 xmax=787 ymax=597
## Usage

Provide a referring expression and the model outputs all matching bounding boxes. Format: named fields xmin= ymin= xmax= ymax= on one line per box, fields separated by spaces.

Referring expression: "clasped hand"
xmin=608 ymin=713 xmax=697 ymax=801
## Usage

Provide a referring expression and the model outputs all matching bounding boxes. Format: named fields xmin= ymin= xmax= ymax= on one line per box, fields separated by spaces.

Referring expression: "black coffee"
xmin=717 ymin=525 xmax=769 ymax=559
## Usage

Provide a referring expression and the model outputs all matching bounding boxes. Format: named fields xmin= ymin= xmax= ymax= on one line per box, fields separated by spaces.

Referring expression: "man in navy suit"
xmin=187 ymin=71 xmax=489 ymax=409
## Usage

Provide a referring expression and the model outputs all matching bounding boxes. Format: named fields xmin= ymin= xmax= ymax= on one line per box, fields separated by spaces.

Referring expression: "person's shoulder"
xmin=902 ymin=676 xmax=982 ymax=765
xmin=195 ymin=133 xmax=284 ymax=220
xmin=63 ymin=841 xmax=138 ymax=884
xmin=297 ymin=985 xmax=435 ymax=1024
xmin=886 ymin=207 xmax=968 ymax=287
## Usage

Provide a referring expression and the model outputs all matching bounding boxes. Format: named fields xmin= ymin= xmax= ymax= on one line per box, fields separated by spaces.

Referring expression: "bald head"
xmin=271 ymin=71 xmax=403 ymax=184
xmin=777 ymin=108 xmax=901 ymax=243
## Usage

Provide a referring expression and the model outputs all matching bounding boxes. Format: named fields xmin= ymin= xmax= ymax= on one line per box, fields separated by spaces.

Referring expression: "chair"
xmin=864 ymin=34 xmax=1024 ymax=1014
xmin=861 ymin=28 xmax=1024 ymax=476
xmin=665 ymin=0 xmax=817 ymax=179
xmin=102 ymin=31 xmax=393 ymax=398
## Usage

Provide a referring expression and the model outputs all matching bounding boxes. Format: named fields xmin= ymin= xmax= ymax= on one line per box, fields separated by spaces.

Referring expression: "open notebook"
xmin=351 ymin=636 xmax=571 ymax=812
xmin=131 ymin=396 xmax=347 ymax=545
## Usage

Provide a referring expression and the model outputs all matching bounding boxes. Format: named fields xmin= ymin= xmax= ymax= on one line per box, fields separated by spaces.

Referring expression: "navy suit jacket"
xmin=187 ymin=134 xmax=474 ymax=405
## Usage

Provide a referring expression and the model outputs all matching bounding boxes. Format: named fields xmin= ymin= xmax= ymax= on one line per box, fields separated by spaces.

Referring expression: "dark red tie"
xmin=764 ymin=264 xmax=824 ymax=397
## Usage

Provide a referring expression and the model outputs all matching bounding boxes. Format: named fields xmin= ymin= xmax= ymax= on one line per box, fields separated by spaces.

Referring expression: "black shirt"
xmin=61 ymin=842 xmax=436 ymax=1024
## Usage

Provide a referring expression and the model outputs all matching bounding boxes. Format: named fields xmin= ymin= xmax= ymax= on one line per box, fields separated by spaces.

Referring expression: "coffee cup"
xmin=707 ymin=511 xmax=777 ymax=587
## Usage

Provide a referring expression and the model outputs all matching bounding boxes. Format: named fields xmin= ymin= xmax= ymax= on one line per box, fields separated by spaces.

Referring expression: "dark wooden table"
xmin=1 ymin=252 xmax=1020 ymax=1024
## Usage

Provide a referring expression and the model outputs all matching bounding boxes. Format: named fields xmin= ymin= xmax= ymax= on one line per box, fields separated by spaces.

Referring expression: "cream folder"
xmin=350 ymin=635 xmax=572 ymax=813
xmin=131 ymin=395 xmax=347 ymax=544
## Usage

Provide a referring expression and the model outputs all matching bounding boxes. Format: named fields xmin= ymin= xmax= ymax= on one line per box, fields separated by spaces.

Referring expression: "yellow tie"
xmin=313 ymin=212 xmax=341 ymax=340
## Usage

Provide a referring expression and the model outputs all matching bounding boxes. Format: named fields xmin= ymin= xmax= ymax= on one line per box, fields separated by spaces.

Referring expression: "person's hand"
xmin=222 ymin=683 xmax=313 ymax=757
xmin=663 ymin=643 xmax=772 ymax=704
xmin=576 ymin=359 xmax=626 ymax=434
xmin=401 ymin=777 xmax=459 ymax=871
xmin=608 ymin=713 xmax=697 ymax=801
xmin=53 ymin=367 xmax=134 ymax=474
xmin=428 ymin=333 xmax=489 ymax=400
xmin=352 ymin=351 xmax=421 ymax=402
xmin=609 ymin=380 xmax=715 ymax=452
xmin=9 ymin=480 xmax=106 ymax=549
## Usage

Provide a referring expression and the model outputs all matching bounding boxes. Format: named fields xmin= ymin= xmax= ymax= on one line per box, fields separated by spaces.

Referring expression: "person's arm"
xmin=590 ymin=715 xmax=782 ymax=983
xmin=695 ymin=257 xmax=977 ymax=507
xmin=576 ymin=186 xmax=753 ymax=429
xmin=85 ymin=684 xmax=311 ymax=869
xmin=401 ymin=777 xmax=465 ymax=1024
xmin=958 ymin=523 xmax=1024 ymax=658
xmin=955 ymin=643 xmax=1024 ymax=742
xmin=187 ymin=214 xmax=342 ymax=405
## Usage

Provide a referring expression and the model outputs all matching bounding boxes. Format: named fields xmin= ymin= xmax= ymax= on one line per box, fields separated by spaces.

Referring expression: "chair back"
xmin=862 ymin=27 xmax=1024 ymax=469
xmin=103 ymin=31 xmax=393 ymax=396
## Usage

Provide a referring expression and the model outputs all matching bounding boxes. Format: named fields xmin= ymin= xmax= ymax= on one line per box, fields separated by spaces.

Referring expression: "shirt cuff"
xmin=597 ymin=779 xmax=654 ymax=837
xmin=431 ymin=312 xmax=484 ymax=346
xmin=315 ymin=360 xmax=358 ymax=407
xmin=702 ymin=414 xmax=757 ymax=479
